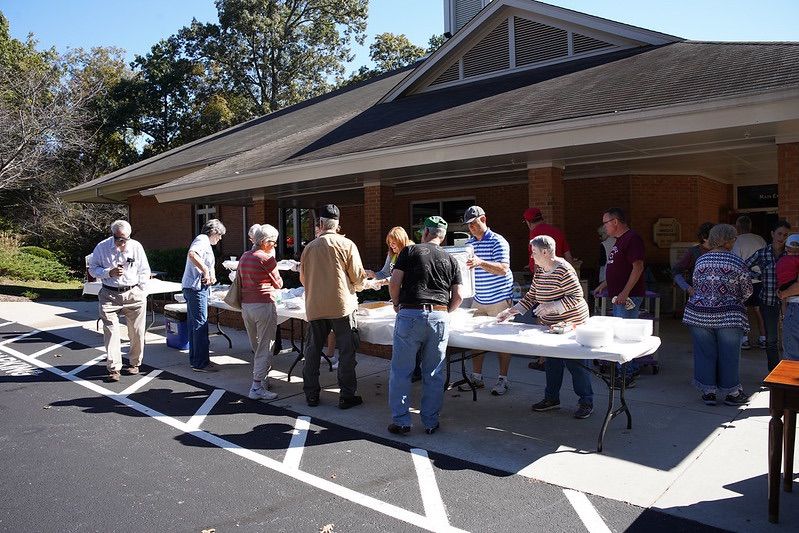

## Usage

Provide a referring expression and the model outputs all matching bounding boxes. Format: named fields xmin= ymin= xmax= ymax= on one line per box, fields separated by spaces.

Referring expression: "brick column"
xmin=778 ymin=142 xmax=799 ymax=227
xmin=363 ymin=183 xmax=395 ymax=268
xmin=528 ymin=165 xmax=565 ymax=228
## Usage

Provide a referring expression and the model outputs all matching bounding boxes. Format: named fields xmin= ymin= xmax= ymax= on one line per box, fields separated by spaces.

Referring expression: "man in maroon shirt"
xmin=593 ymin=207 xmax=646 ymax=386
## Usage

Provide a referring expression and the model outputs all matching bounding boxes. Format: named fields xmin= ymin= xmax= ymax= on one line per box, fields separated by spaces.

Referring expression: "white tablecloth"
xmin=82 ymin=279 xmax=183 ymax=297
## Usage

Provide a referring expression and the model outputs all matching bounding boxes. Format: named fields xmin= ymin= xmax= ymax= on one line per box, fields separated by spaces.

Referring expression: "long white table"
xmin=207 ymin=299 xmax=659 ymax=451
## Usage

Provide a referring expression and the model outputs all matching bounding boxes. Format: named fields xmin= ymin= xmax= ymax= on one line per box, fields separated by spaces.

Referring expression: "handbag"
xmin=223 ymin=270 xmax=242 ymax=310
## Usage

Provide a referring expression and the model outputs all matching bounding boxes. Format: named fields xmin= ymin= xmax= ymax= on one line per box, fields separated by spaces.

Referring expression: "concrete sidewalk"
xmin=1 ymin=299 xmax=797 ymax=532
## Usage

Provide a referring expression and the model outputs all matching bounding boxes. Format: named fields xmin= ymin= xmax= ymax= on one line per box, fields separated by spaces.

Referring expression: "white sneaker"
xmin=249 ymin=386 xmax=277 ymax=400
xmin=491 ymin=377 xmax=509 ymax=396
xmin=261 ymin=377 xmax=271 ymax=391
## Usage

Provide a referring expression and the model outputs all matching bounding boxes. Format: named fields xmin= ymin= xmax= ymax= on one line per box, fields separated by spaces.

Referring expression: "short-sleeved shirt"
xmin=182 ymin=234 xmax=215 ymax=290
xmin=466 ymin=229 xmax=514 ymax=305
xmin=605 ymin=229 xmax=646 ymax=298
xmin=776 ymin=254 xmax=799 ymax=291
xmin=238 ymin=250 xmax=283 ymax=303
xmin=528 ymin=222 xmax=571 ymax=272
xmin=394 ymin=243 xmax=462 ymax=307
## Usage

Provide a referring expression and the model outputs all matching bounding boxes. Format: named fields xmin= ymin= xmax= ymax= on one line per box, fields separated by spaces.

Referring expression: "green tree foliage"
xmin=181 ymin=0 xmax=368 ymax=115
xmin=343 ymin=32 xmax=446 ymax=86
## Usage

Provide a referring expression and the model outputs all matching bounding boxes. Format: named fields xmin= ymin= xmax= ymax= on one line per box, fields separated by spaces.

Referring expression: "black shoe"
xmin=338 ymin=395 xmax=363 ymax=409
xmin=701 ymin=393 xmax=717 ymax=406
xmin=425 ymin=423 xmax=440 ymax=435
xmin=306 ymin=395 xmax=320 ymax=407
xmin=724 ymin=391 xmax=749 ymax=406
xmin=192 ymin=363 xmax=218 ymax=373
xmin=531 ymin=398 xmax=560 ymax=411
xmin=574 ymin=404 xmax=593 ymax=419
xmin=388 ymin=423 xmax=411 ymax=435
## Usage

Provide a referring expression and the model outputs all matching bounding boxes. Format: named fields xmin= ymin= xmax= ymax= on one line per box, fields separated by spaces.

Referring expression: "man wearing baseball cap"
xmin=387 ymin=215 xmax=463 ymax=435
xmin=460 ymin=205 xmax=515 ymax=396
xmin=300 ymin=204 xmax=368 ymax=409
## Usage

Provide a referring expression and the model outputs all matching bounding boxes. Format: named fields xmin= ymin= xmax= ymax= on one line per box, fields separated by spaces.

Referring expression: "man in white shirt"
xmin=732 ymin=215 xmax=767 ymax=349
xmin=89 ymin=220 xmax=151 ymax=382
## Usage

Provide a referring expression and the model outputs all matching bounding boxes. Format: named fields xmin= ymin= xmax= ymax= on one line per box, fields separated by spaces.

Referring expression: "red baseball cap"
xmin=523 ymin=207 xmax=543 ymax=222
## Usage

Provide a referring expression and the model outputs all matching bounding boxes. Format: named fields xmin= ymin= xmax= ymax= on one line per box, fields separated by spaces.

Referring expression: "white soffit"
xmin=380 ymin=0 xmax=682 ymax=102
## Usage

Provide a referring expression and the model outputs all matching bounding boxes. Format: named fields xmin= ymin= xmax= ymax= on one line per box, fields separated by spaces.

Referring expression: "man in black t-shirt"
xmin=387 ymin=216 xmax=463 ymax=435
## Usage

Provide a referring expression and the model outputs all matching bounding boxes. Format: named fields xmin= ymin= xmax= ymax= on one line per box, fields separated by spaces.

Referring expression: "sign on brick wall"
xmin=653 ymin=217 xmax=681 ymax=248
xmin=737 ymin=184 xmax=778 ymax=210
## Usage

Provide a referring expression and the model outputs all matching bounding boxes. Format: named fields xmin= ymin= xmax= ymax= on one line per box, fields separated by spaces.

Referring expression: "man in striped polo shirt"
xmin=460 ymin=205 xmax=515 ymax=396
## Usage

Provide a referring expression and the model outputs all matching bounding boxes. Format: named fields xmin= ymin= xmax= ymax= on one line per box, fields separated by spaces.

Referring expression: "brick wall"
xmin=779 ymin=143 xmax=799 ymax=227
xmin=218 ymin=205 xmax=247 ymax=257
xmin=528 ymin=167 xmax=565 ymax=228
xmin=128 ymin=195 xmax=193 ymax=249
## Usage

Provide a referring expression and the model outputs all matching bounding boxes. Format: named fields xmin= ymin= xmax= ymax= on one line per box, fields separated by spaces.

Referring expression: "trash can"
xmin=163 ymin=303 xmax=189 ymax=350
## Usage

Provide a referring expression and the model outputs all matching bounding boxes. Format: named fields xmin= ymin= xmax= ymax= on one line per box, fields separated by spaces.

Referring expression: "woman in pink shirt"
xmin=238 ymin=224 xmax=283 ymax=400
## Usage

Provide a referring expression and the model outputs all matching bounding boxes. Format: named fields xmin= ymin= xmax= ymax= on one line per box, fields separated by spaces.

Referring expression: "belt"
xmin=399 ymin=304 xmax=448 ymax=311
xmin=102 ymin=283 xmax=139 ymax=292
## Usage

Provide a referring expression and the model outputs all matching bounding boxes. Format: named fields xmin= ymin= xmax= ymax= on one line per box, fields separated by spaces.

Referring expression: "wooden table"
xmin=764 ymin=360 xmax=799 ymax=523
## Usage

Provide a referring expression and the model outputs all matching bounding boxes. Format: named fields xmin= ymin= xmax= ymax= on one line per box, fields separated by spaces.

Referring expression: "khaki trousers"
xmin=241 ymin=302 xmax=277 ymax=381
xmin=98 ymin=286 xmax=147 ymax=371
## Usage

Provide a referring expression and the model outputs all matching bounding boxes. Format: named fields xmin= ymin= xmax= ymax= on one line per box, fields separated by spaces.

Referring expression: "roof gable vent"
xmin=462 ymin=18 xmax=509 ymax=78
xmin=431 ymin=62 xmax=461 ymax=86
xmin=573 ymin=32 xmax=613 ymax=54
xmin=514 ymin=17 xmax=568 ymax=67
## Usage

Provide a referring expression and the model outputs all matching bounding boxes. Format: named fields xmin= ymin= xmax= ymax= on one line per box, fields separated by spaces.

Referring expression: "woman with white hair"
xmin=182 ymin=218 xmax=226 ymax=372
xmin=238 ymin=224 xmax=284 ymax=400
xmin=497 ymin=235 xmax=593 ymax=419
xmin=683 ymin=223 xmax=752 ymax=406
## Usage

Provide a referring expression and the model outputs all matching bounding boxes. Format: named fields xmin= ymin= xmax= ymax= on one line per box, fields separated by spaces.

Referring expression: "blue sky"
xmin=2 ymin=0 xmax=798 ymax=73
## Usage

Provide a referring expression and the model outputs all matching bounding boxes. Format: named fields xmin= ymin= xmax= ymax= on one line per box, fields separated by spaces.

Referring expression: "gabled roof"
xmin=142 ymin=41 xmax=799 ymax=201
xmin=380 ymin=0 xmax=682 ymax=102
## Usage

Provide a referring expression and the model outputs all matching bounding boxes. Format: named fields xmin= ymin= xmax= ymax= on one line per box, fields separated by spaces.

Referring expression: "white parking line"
xmin=284 ymin=416 xmax=311 ymax=469
xmin=411 ymin=448 xmax=451 ymax=529
xmin=563 ymin=489 xmax=612 ymax=533
xmin=29 ymin=340 xmax=72 ymax=359
xmin=0 ymin=321 xmax=15 ymax=328
xmin=0 ymin=329 xmax=41 ymax=347
xmin=118 ymin=370 xmax=163 ymax=396
xmin=186 ymin=389 xmax=226 ymax=430
xmin=1 ymin=343 xmax=468 ymax=533
xmin=66 ymin=354 xmax=107 ymax=376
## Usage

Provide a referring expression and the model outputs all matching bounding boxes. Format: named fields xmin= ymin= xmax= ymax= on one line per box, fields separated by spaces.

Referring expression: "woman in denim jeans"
xmin=683 ymin=224 xmax=753 ymax=406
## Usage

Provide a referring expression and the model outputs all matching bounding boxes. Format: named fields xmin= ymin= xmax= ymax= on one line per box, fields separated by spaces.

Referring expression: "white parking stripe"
xmin=186 ymin=389 xmax=226 ymax=430
xmin=0 ymin=321 xmax=15 ymax=328
xmin=564 ymin=489 xmax=612 ymax=533
xmin=284 ymin=416 xmax=311 ymax=469
xmin=411 ymin=448 xmax=450 ymax=528
xmin=0 ymin=344 xmax=469 ymax=533
xmin=66 ymin=354 xmax=107 ymax=376
xmin=0 ymin=329 xmax=41 ymax=347
xmin=29 ymin=340 xmax=72 ymax=359
xmin=118 ymin=370 xmax=163 ymax=396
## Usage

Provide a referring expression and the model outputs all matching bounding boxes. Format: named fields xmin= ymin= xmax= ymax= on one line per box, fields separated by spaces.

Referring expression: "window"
xmin=195 ymin=204 xmax=216 ymax=234
xmin=410 ymin=198 xmax=475 ymax=244
xmin=279 ymin=208 xmax=316 ymax=260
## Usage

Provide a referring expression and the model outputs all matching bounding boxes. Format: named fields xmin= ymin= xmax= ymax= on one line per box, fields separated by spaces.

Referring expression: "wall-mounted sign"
xmin=737 ymin=184 xmax=778 ymax=210
xmin=653 ymin=218 xmax=681 ymax=248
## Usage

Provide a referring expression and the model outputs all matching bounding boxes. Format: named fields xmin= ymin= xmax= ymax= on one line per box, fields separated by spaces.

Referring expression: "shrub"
xmin=147 ymin=248 xmax=189 ymax=282
xmin=0 ymin=250 xmax=73 ymax=283
xmin=19 ymin=246 xmax=58 ymax=261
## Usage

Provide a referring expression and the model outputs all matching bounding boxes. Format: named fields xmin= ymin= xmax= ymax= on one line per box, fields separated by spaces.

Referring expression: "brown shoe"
xmin=107 ymin=371 xmax=121 ymax=382
xmin=122 ymin=366 xmax=140 ymax=375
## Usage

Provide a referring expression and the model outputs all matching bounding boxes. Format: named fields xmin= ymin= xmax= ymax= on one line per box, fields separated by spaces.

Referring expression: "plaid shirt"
xmin=745 ymin=245 xmax=787 ymax=307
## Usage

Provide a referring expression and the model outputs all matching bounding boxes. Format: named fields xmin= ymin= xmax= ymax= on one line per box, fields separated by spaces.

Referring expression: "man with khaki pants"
xmin=89 ymin=220 xmax=151 ymax=382
xmin=460 ymin=206 xmax=515 ymax=396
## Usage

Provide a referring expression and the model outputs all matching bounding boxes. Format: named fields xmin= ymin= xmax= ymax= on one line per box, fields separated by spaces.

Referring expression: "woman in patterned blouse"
xmin=683 ymin=224 xmax=753 ymax=406
xmin=497 ymin=235 xmax=593 ymax=419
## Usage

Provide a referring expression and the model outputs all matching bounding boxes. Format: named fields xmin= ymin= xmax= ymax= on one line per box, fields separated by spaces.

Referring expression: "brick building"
xmin=62 ymin=0 xmax=799 ymax=282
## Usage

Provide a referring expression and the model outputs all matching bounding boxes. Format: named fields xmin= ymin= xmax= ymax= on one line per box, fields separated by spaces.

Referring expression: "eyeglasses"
xmin=602 ymin=218 xmax=617 ymax=226
xmin=114 ymin=236 xmax=130 ymax=243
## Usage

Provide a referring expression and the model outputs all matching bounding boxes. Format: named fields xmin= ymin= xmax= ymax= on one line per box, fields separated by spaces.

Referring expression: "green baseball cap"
xmin=424 ymin=215 xmax=448 ymax=229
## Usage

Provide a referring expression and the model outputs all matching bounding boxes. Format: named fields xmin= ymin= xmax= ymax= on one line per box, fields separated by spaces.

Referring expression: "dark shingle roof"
xmin=150 ymin=41 xmax=799 ymax=192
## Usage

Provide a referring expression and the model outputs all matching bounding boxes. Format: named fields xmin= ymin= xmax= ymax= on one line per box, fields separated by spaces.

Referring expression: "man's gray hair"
xmin=531 ymin=235 xmax=556 ymax=255
xmin=426 ymin=227 xmax=446 ymax=240
xmin=201 ymin=218 xmax=226 ymax=236
xmin=110 ymin=220 xmax=131 ymax=236
xmin=708 ymin=223 xmax=737 ymax=249
xmin=254 ymin=224 xmax=279 ymax=246
xmin=318 ymin=217 xmax=338 ymax=231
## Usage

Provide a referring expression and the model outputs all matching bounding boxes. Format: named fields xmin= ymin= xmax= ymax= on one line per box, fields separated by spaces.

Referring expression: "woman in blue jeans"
xmin=181 ymin=219 xmax=226 ymax=372
xmin=683 ymin=224 xmax=752 ymax=406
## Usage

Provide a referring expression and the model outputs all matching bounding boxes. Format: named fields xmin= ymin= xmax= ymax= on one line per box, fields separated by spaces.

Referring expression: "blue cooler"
xmin=163 ymin=303 xmax=189 ymax=350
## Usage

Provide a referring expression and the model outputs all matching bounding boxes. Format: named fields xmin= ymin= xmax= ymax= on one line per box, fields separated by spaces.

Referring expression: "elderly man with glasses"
xmin=89 ymin=220 xmax=151 ymax=382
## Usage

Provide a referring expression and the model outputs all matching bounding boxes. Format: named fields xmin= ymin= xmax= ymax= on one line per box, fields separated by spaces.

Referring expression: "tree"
xmin=181 ymin=0 xmax=369 ymax=115
xmin=344 ymin=32 xmax=429 ymax=86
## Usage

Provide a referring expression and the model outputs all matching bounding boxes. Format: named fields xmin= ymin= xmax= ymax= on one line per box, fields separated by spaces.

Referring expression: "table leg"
xmin=286 ymin=319 xmax=330 ymax=381
xmin=784 ymin=409 xmax=795 ymax=493
xmin=598 ymin=364 xmax=616 ymax=453
xmin=769 ymin=410 xmax=784 ymax=523
xmin=445 ymin=350 xmax=479 ymax=402
xmin=146 ymin=295 xmax=156 ymax=332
